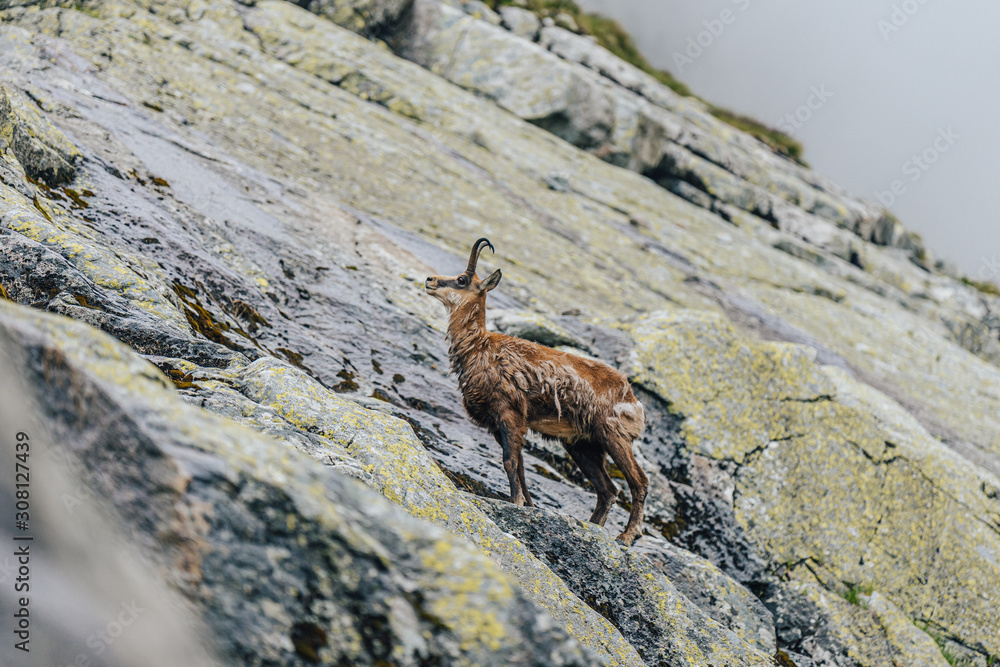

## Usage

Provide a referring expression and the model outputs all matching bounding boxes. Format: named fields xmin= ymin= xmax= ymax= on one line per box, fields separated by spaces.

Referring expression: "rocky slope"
xmin=0 ymin=0 xmax=998 ymax=665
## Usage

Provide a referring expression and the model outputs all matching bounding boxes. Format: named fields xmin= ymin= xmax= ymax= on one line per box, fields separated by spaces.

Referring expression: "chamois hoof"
xmin=615 ymin=532 xmax=640 ymax=547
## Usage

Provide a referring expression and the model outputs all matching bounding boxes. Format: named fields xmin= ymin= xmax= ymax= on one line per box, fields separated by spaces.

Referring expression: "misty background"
xmin=579 ymin=0 xmax=1000 ymax=280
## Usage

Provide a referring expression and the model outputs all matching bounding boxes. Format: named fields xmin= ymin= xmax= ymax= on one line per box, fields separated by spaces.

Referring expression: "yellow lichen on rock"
xmin=866 ymin=592 xmax=950 ymax=667
xmin=237 ymin=356 xmax=644 ymax=666
xmin=3 ymin=0 xmax=998 ymax=661
xmin=623 ymin=308 xmax=834 ymax=462
xmin=746 ymin=284 xmax=1000 ymax=461
xmin=0 ymin=298 xmax=603 ymax=666
xmin=419 ymin=540 xmax=510 ymax=652
xmin=0 ymin=82 xmax=80 ymax=185
xmin=0 ymin=181 xmax=189 ymax=332
xmin=624 ymin=308 xmax=1000 ymax=657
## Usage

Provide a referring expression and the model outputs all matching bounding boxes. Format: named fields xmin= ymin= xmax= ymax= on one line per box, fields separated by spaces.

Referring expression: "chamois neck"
xmin=446 ymin=295 xmax=489 ymax=373
xmin=447 ymin=295 xmax=487 ymax=341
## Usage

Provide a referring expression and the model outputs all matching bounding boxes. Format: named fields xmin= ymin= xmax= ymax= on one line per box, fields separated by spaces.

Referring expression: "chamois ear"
xmin=479 ymin=269 xmax=502 ymax=292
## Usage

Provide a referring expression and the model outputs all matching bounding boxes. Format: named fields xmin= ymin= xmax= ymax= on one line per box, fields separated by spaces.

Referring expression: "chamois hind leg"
xmin=493 ymin=418 xmax=529 ymax=506
xmin=603 ymin=436 xmax=648 ymax=546
xmin=565 ymin=440 xmax=618 ymax=527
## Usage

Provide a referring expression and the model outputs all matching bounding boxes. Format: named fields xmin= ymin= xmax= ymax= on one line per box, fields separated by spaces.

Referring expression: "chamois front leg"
xmin=494 ymin=418 xmax=529 ymax=507
xmin=516 ymin=448 xmax=534 ymax=508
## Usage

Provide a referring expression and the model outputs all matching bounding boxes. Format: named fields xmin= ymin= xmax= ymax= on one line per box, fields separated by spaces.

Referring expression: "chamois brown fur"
xmin=425 ymin=238 xmax=649 ymax=545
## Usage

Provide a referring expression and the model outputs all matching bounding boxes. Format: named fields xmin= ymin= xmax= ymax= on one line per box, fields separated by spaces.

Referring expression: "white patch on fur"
xmin=614 ymin=402 xmax=638 ymax=415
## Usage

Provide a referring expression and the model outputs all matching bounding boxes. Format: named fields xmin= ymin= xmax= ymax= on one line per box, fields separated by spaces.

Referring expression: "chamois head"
xmin=425 ymin=238 xmax=502 ymax=311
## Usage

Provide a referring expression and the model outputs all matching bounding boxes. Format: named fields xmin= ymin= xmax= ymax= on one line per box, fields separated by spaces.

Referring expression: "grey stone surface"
xmin=632 ymin=535 xmax=776 ymax=654
xmin=473 ymin=498 xmax=775 ymax=667
xmin=391 ymin=0 xmax=961 ymax=283
xmin=1 ymin=299 xmax=600 ymax=667
xmin=0 ymin=0 xmax=997 ymax=664
xmin=299 ymin=0 xmax=412 ymax=36
xmin=488 ymin=308 xmax=591 ymax=351
xmin=499 ymin=5 xmax=540 ymax=40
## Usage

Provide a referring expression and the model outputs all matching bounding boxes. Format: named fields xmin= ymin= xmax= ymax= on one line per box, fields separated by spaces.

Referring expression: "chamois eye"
xmin=457 ymin=276 xmax=467 ymax=286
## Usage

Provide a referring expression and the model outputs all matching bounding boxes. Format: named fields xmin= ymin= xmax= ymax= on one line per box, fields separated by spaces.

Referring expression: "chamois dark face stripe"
xmin=424 ymin=276 xmax=470 ymax=291
xmin=424 ymin=238 xmax=650 ymax=547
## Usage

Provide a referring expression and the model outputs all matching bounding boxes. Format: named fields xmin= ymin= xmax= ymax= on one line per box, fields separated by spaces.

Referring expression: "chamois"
xmin=425 ymin=238 xmax=649 ymax=546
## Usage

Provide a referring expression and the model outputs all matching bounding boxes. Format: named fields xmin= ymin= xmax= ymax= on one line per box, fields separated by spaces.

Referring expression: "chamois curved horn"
xmin=465 ymin=237 xmax=495 ymax=276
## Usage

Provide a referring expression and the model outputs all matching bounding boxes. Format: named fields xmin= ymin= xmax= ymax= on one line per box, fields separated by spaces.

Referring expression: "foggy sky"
xmin=579 ymin=0 xmax=1000 ymax=280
